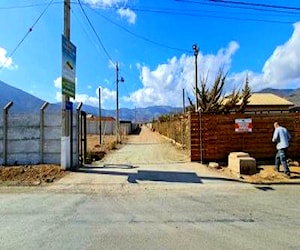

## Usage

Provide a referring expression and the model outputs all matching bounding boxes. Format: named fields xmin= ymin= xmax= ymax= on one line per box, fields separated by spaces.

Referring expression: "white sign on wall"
xmin=235 ymin=118 xmax=252 ymax=132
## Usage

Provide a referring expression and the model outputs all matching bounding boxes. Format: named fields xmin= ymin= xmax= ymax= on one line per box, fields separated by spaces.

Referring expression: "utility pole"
xmin=61 ymin=0 xmax=71 ymax=170
xmin=115 ymin=62 xmax=124 ymax=143
xmin=192 ymin=44 xmax=199 ymax=111
xmin=182 ymin=88 xmax=185 ymax=114
xmin=192 ymin=44 xmax=202 ymax=163
xmin=98 ymin=87 xmax=102 ymax=145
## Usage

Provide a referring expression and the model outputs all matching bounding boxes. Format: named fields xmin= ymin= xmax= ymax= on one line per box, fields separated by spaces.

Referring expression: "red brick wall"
xmin=191 ymin=112 xmax=300 ymax=162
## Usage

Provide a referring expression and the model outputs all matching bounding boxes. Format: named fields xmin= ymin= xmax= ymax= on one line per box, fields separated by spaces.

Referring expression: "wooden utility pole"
xmin=115 ymin=62 xmax=124 ymax=143
xmin=116 ymin=62 xmax=119 ymax=143
xmin=98 ymin=87 xmax=102 ymax=145
xmin=61 ymin=0 xmax=71 ymax=169
xmin=183 ymin=88 xmax=185 ymax=114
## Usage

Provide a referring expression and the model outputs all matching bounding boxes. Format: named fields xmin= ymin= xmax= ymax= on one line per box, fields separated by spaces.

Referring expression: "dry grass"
xmin=86 ymin=134 xmax=128 ymax=162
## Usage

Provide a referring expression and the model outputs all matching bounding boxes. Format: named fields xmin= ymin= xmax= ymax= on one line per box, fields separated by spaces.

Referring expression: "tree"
xmin=188 ymin=70 xmax=251 ymax=114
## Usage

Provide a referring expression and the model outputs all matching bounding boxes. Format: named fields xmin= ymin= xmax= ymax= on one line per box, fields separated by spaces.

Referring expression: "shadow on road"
xmin=77 ymin=166 xmax=241 ymax=184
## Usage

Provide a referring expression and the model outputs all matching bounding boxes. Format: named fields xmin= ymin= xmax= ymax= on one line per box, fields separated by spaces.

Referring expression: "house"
xmin=239 ymin=93 xmax=294 ymax=113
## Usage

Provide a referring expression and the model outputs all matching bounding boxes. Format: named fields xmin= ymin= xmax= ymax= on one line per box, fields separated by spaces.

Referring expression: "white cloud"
xmin=83 ymin=0 xmax=136 ymax=24
xmin=261 ymin=22 xmax=300 ymax=88
xmin=117 ymin=8 xmax=136 ymax=24
xmin=55 ymin=91 xmax=62 ymax=102
xmin=54 ymin=77 xmax=62 ymax=89
xmin=101 ymin=87 xmax=116 ymax=101
xmin=0 ymin=47 xmax=17 ymax=70
xmin=53 ymin=75 xmax=116 ymax=107
xmin=229 ymin=22 xmax=300 ymax=91
xmin=74 ymin=87 xmax=115 ymax=107
xmin=83 ymin=0 xmax=125 ymax=7
xmin=126 ymin=41 xmax=240 ymax=107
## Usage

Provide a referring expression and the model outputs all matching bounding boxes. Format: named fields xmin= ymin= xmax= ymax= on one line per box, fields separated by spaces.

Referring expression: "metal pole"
xmin=116 ymin=62 xmax=119 ymax=143
xmin=98 ymin=87 xmax=102 ymax=145
xmin=192 ymin=44 xmax=199 ymax=111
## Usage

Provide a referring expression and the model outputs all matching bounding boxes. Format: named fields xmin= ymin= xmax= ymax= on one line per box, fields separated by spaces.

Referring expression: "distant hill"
xmin=81 ymin=104 xmax=182 ymax=122
xmin=258 ymin=88 xmax=300 ymax=106
xmin=0 ymin=80 xmax=181 ymax=121
xmin=0 ymin=80 xmax=46 ymax=112
xmin=5 ymin=79 xmax=299 ymax=121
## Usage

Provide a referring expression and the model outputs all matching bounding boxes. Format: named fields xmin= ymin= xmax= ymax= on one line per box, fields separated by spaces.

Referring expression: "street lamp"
xmin=192 ymin=44 xmax=202 ymax=163
xmin=192 ymin=44 xmax=199 ymax=111
xmin=116 ymin=62 xmax=124 ymax=143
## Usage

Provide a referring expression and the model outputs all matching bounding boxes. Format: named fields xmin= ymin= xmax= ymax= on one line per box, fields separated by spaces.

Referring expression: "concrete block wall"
xmin=87 ymin=120 xmax=115 ymax=135
xmin=0 ymin=110 xmax=78 ymax=166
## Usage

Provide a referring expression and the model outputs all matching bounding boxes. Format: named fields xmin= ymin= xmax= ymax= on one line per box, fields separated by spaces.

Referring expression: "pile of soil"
xmin=0 ymin=165 xmax=68 ymax=186
xmin=218 ymin=165 xmax=300 ymax=184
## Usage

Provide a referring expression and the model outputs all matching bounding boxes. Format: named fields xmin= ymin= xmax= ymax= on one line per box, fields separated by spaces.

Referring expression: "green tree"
xmin=188 ymin=71 xmax=251 ymax=114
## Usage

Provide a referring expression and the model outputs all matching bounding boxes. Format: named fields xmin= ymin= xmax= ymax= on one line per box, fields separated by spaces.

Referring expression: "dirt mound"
xmin=0 ymin=165 xmax=68 ymax=186
xmin=218 ymin=165 xmax=300 ymax=184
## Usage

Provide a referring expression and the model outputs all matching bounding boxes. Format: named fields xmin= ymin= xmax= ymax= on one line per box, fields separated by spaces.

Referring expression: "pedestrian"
xmin=272 ymin=122 xmax=291 ymax=177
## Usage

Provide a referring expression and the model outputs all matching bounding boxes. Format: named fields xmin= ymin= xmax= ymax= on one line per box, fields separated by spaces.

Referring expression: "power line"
xmin=210 ymin=0 xmax=300 ymax=12
xmin=71 ymin=4 xmax=110 ymax=63
xmin=175 ymin=0 xmax=300 ymax=15
xmin=77 ymin=0 xmax=114 ymax=63
xmin=0 ymin=0 xmax=63 ymax=10
xmin=86 ymin=6 xmax=192 ymax=54
xmin=0 ymin=0 xmax=55 ymax=72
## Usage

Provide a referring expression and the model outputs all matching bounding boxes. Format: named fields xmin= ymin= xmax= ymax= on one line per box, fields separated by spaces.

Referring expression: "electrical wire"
xmin=175 ymin=0 xmax=300 ymax=15
xmin=210 ymin=0 xmax=300 ymax=12
xmin=86 ymin=6 xmax=192 ymax=53
xmin=71 ymin=5 xmax=109 ymax=63
xmin=77 ymin=0 xmax=114 ymax=63
xmin=0 ymin=0 xmax=55 ymax=72
xmin=0 ymin=0 xmax=63 ymax=10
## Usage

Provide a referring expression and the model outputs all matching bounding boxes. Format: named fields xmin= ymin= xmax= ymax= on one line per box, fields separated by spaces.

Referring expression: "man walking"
xmin=272 ymin=122 xmax=291 ymax=177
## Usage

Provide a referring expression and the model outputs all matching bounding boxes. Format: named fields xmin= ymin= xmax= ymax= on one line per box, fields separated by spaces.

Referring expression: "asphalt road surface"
xmin=0 ymin=126 xmax=299 ymax=250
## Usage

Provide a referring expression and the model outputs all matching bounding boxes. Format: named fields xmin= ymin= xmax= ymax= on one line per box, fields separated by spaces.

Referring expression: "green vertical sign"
xmin=62 ymin=35 xmax=76 ymax=98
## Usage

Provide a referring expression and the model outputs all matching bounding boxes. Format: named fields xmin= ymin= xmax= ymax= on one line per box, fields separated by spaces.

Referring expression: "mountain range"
xmin=0 ymin=80 xmax=181 ymax=122
xmin=1 ymin=80 xmax=300 ymax=121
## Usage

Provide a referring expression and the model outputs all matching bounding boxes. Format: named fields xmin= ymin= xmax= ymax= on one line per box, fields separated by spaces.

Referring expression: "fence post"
xmin=3 ymin=101 xmax=13 ymax=166
xmin=40 ymin=102 xmax=49 ymax=164
xmin=76 ymin=102 xmax=83 ymax=168
xmin=199 ymin=109 xmax=203 ymax=164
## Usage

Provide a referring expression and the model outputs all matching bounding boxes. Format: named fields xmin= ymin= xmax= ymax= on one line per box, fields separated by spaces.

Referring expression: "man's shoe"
xmin=285 ymin=172 xmax=291 ymax=178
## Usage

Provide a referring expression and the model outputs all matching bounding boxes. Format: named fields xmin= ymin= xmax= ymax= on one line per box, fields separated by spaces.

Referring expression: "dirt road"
xmin=100 ymin=125 xmax=189 ymax=165
xmin=46 ymin=126 xmax=224 ymax=193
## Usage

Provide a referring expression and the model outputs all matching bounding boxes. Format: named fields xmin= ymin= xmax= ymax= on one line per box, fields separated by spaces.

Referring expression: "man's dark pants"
xmin=275 ymin=148 xmax=290 ymax=175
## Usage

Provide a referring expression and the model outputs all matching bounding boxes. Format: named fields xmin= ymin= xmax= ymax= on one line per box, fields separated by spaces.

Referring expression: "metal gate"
xmin=78 ymin=110 xmax=87 ymax=166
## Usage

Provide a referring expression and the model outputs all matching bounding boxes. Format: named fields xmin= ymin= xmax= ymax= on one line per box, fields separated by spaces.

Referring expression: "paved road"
xmin=0 ymin=126 xmax=300 ymax=250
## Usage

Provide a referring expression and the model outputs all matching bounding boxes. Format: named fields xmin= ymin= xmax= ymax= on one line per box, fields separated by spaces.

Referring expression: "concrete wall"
xmin=0 ymin=109 xmax=78 ymax=166
xmin=86 ymin=119 xmax=115 ymax=135
xmin=86 ymin=119 xmax=136 ymax=135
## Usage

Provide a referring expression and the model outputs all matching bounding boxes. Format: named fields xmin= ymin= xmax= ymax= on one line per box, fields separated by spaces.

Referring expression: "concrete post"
xmin=76 ymin=102 xmax=83 ymax=167
xmin=3 ymin=101 xmax=13 ymax=166
xmin=40 ymin=102 xmax=49 ymax=163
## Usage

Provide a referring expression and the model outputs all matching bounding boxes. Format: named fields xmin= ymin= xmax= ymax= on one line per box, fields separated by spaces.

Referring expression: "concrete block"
xmin=228 ymin=151 xmax=256 ymax=175
xmin=228 ymin=152 xmax=249 ymax=172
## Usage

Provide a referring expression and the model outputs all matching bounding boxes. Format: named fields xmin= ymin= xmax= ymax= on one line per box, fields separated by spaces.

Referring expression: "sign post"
xmin=61 ymin=0 xmax=76 ymax=170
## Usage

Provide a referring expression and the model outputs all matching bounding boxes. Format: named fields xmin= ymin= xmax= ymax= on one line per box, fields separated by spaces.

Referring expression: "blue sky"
xmin=1 ymin=0 xmax=300 ymax=109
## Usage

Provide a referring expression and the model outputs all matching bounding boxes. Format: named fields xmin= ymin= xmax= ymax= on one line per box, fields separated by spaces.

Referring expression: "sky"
xmin=1 ymin=0 xmax=300 ymax=110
